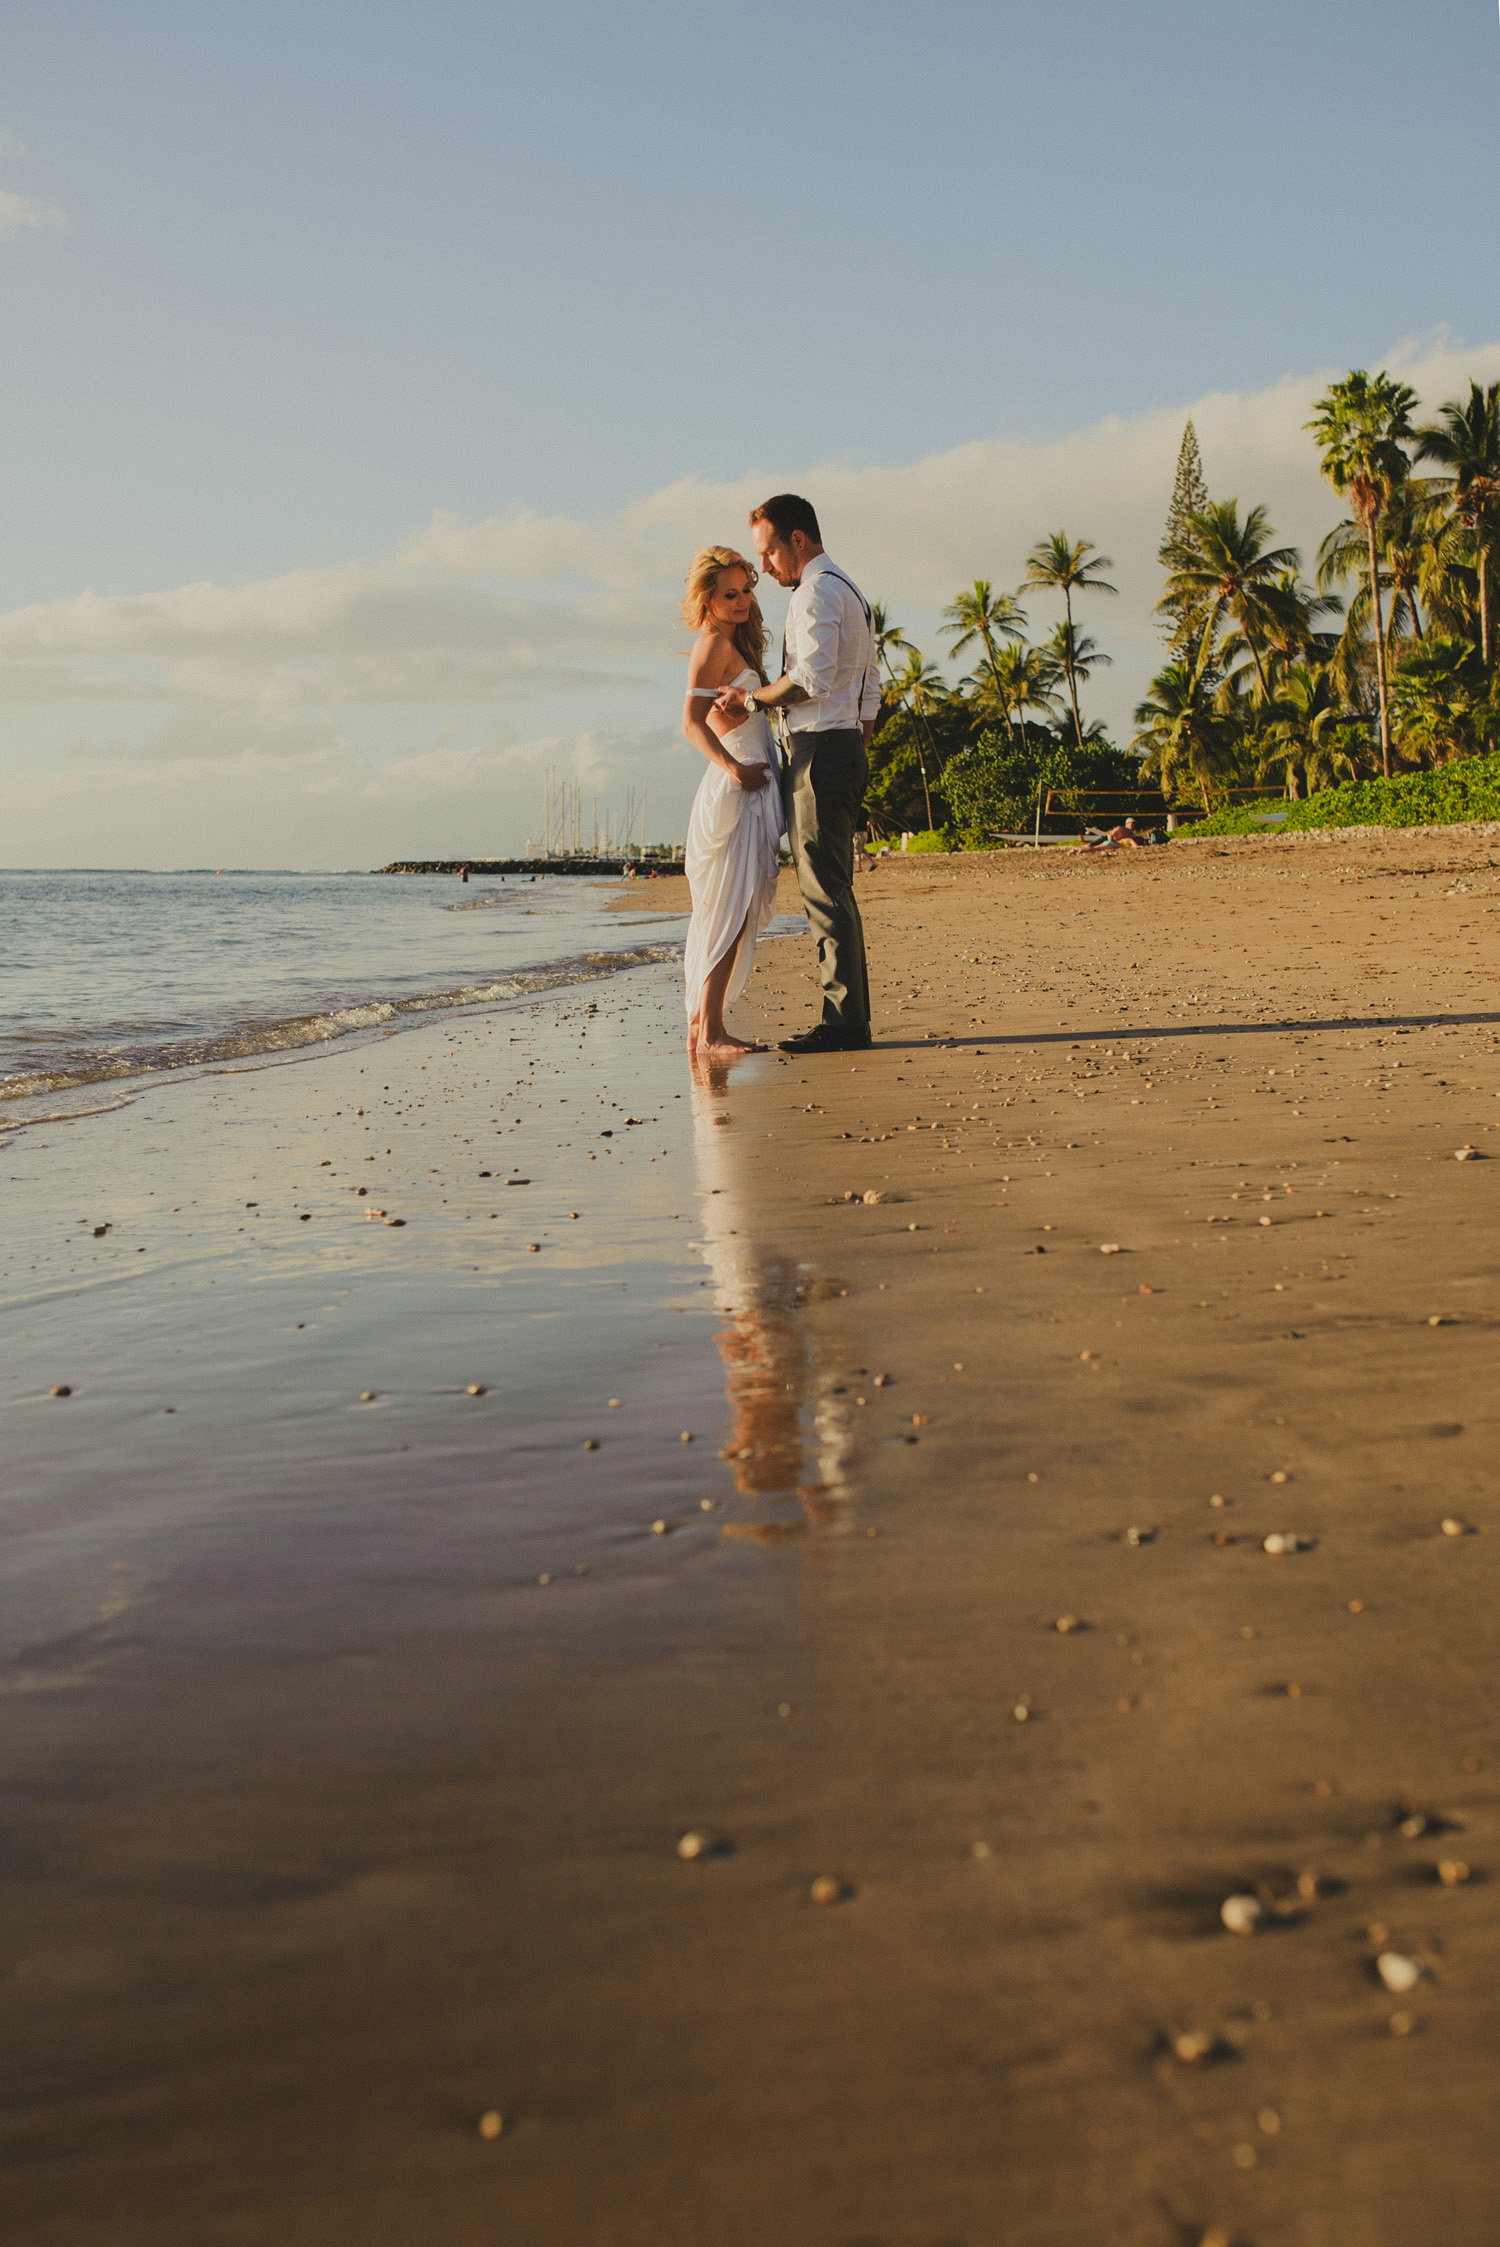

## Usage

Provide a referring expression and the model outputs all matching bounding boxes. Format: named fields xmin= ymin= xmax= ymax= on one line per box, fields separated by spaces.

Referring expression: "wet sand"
xmin=5 ymin=832 xmax=1500 ymax=2244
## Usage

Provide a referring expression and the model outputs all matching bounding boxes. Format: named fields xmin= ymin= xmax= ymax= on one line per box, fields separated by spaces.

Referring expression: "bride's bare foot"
xmin=698 ymin=1033 xmax=761 ymax=1057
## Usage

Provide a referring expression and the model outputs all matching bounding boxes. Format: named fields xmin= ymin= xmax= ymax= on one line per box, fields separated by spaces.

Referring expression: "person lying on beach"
xmin=1084 ymin=818 xmax=1147 ymax=851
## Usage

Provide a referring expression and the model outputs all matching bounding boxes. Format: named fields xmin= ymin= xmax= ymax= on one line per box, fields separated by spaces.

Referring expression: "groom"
xmin=714 ymin=493 xmax=878 ymax=1054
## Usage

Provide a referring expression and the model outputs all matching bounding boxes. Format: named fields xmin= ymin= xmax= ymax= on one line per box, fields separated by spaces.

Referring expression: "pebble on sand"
xmin=1437 ymin=1859 xmax=1471 ymax=1885
xmin=1124 ymin=1526 xmax=1155 ymax=1546
xmin=583 ymin=1439 xmax=599 ymax=1450
xmin=862 ymin=1190 xmax=888 ymax=1205
xmin=1098 ymin=1242 xmax=1121 ymax=1255
xmin=1054 ymin=1614 xmax=1081 ymax=1634
xmin=1389 ymin=2010 xmax=1416 ymax=2036
xmin=49 ymin=1384 xmax=72 ymax=1397
xmin=467 ymin=1383 xmax=486 ymax=1396
xmin=1269 ymin=1469 xmax=1289 ymax=1483
xmin=527 ymin=1242 xmax=540 ymax=1253
xmin=1173 ymin=2030 xmax=1216 ymax=2064
xmin=1376 ymin=1951 xmax=1423 ymax=1994
xmin=680 ymin=1431 xmax=695 ymax=1443
xmin=1220 ymin=1894 xmax=1263 ymax=1935
xmin=677 ymin=1830 xmax=717 ymax=1861
xmin=1441 ymin=1516 xmax=1470 ymax=1537
xmin=477 ymin=2110 xmax=504 ymax=2140
xmin=652 ymin=1519 xmax=672 ymax=1535
xmin=359 ymin=1390 xmax=376 ymax=1402
xmin=1454 ymin=1145 xmax=1478 ymax=1160
xmin=809 ymin=1875 xmax=844 ymax=1905
xmin=1263 ymin=1532 xmax=1314 ymax=1554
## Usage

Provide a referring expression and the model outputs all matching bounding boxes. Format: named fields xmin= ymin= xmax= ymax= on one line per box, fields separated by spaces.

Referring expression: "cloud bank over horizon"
xmin=8 ymin=332 xmax=1499 ymax=868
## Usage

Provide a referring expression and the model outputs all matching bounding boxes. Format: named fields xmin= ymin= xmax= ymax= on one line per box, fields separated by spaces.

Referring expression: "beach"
xmin=5 ymin=831 xmax=1499 ymax=2245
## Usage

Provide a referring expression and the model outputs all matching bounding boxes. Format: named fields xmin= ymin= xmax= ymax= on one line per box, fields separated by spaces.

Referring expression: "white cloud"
xmin=7 ymin=331 xmax=1500 ymax=864
xmin=402 ymin=331 xmax=1500 ymax=663
xmin=0 ymin=564 xmax=672 ymax=710
xmin=0 ymin=188 xmax=65 ymax=238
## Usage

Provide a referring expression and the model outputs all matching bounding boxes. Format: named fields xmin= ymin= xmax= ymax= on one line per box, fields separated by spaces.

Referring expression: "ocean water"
xmin=0 ymin=868 xmax=684 ymax=1106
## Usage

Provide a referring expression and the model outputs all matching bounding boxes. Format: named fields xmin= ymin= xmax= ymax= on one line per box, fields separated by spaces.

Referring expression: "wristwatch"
xmin=743 ymin=689 xmax=759 ymax=713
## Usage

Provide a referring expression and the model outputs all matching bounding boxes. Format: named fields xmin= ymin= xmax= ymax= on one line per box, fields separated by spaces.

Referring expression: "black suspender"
xmin=786 ymin=564 xmax=875 ymax=729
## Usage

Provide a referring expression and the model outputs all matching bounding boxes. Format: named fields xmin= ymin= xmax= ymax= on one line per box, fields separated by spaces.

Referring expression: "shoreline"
xmin=4 ymin=829 xmax=1499 ymax=2242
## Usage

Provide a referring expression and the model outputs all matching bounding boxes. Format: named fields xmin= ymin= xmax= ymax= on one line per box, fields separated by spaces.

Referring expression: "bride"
xmin=679 ymin=546 xmax=784 ymax=1055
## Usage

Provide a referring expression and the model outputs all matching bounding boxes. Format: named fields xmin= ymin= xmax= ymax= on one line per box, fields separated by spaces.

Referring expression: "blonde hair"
xmin=680 ymin=546 xmax=768 ymax=683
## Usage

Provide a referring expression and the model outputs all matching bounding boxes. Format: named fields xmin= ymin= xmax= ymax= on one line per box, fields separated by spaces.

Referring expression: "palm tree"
xmin=1043 ymin=621 xmax=1110 ymax=705
xmin=1157 ymin=500 xmax=1301 ymax=701
xmin=982 ymin=641 xmax=1061 ymax=737
xmin=869 ymin=601 xmax=909 ymax=673
xmin=940 ymin=582 xmax=1027 ymax=737
xmin=1305 ymin=370 xmax=1419 ymax=776
xmin=886 ymin=646 xmax=947 ymax=829
xmin=1023 ymin=532 xmax=1117 ymax=745
xmin=1415 ymin=381 xmax=1500 ymax=671
xmin=1132 ymin=656 xmax=1233 ymax=815
xmin=1256 ymin=664 xmax=1372 ymax=799
xmin=1388 ymin=636 xmax=1499 ymax=763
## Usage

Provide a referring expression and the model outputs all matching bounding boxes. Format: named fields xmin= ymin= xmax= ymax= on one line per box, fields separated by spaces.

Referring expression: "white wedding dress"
xmin=683 ymin=669 xmax=785 ymax=1026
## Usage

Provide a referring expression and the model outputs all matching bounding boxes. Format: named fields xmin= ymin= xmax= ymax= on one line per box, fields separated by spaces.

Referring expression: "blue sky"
xmin=4 ymin=0 xmax=1498 ymax=865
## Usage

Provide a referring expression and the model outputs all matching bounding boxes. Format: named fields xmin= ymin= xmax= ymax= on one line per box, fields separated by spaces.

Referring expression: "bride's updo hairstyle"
xmin=681 ymin=545 xmax=769 ymax=684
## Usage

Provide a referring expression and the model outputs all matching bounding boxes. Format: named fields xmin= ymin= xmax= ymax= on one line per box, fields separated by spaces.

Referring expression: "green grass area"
xmin=1176 ymin=754 xmax=1500 ymax=837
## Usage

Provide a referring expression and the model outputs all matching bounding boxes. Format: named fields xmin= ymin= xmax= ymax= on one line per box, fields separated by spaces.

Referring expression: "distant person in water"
xmin=678 ymin=546 xmax=780 ymax=1056
xmin=714 ymin=494 xmax=877 ymax=1053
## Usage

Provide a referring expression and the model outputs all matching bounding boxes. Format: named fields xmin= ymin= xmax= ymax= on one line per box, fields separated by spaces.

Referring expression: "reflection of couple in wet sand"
xmin=680 ymin=494 xmax=878 ymax=1060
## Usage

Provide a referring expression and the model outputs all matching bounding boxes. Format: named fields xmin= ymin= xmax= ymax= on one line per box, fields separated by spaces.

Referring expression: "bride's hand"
xmin=731 ymin=760 xmax=771 ymax=792
xmin=712 ymin=688 xmax=749 ymax=719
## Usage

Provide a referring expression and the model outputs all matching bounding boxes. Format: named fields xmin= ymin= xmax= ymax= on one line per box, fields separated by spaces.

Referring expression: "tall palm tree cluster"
xmin=1134 ymin=376 xmax=1500 ymax=812
xmin=865 ymin=535 xmax=1130 ymax=834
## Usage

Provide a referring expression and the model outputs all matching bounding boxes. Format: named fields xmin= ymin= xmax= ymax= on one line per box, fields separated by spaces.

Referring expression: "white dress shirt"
xmin=780 ymin=551 xmax=881 ymax=734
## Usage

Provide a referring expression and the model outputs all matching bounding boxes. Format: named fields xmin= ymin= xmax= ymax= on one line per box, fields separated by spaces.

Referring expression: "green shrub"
xmin=1176 ymin=752 xmax=1500 ymax=838
xmin=901 ymin=829 xmax=953 ymax=853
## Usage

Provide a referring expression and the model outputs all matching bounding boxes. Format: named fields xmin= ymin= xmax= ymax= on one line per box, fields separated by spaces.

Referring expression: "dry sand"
xmin=5 ymin=831 xmax=1499 ymax=2245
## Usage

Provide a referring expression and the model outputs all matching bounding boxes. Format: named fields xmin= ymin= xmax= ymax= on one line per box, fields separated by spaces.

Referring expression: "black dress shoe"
xmin=777 ymin=1023 xmax=873 ymax=1054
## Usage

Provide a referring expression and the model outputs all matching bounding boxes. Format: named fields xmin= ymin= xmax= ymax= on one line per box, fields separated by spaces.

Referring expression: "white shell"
xmin=1376 ymin=1951 xmax=1423 ymax=1993
xmin=1221 ymin=1893 xmax=1263 ymax=1935
xmin=1263 ymin=1532 xmax=1313 ymax=1555
xmin=677 ymin=1829 xmax=714 ymax=1860
xmin=1124 ymin=1526 xmax=1155 ymax=1546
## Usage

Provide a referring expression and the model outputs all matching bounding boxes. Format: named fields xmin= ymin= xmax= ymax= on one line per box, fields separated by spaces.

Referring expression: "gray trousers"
xmin=782 ymin=726 xmax=870 ymax=1032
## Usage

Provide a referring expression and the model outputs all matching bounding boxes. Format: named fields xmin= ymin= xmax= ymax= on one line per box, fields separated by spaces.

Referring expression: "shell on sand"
xmin=1376 ymin=1951 xmax=1423 ymax=1993
xmin=1221 ymin=1893 xmax=1263 ymax=1935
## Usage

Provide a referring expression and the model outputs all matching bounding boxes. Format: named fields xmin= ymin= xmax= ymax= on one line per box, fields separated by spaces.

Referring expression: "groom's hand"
xmin=713 ymin=687 xmax=749 ymax=719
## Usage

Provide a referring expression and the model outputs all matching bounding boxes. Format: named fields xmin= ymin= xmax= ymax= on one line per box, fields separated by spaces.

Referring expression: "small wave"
xmin=0 ymin=940 xmax=683 ymax=1109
